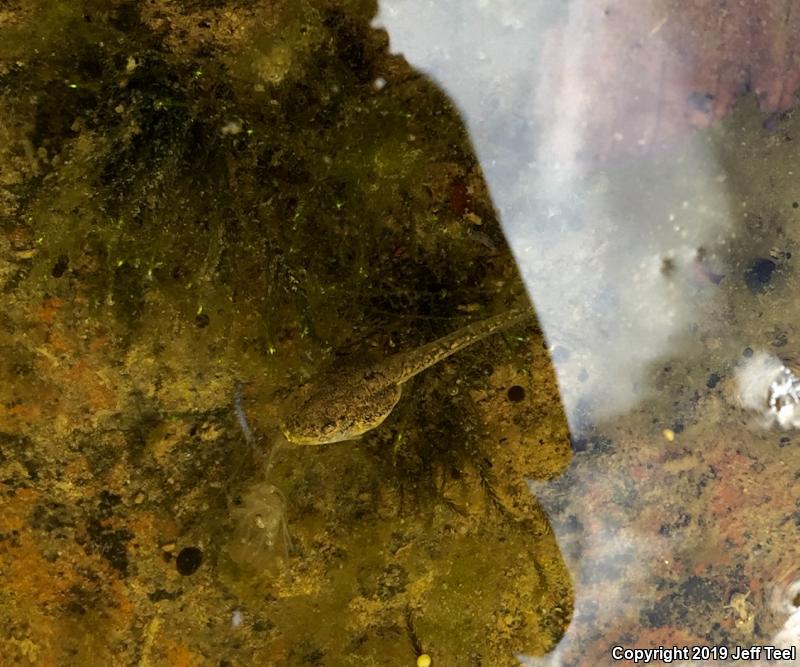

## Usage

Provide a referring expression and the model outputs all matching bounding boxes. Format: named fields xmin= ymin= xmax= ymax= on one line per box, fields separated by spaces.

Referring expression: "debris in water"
xmin=736 ymin=351 xmax=800 ymax=429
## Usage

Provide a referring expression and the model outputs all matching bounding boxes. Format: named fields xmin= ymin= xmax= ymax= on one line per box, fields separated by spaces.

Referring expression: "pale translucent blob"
xmin=228 ymin=483 xmax=289 ymax=568
xmin=736 ymin=352 xmax=800 ymax=430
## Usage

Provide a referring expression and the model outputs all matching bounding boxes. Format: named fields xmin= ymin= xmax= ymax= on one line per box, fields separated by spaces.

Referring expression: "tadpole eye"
xmin=322 ymin=420 xmax=336 ymax=433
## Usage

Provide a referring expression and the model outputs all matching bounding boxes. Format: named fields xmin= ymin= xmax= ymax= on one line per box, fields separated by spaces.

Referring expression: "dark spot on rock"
xmin=290 ymin=640 xmax=326 ymax=666
xmin=252 ymin=619 xmax=275 ymax=633
xmin=551 ymin=345 xmax=570 ymax=363
xmin=176 ymin=546 xmax=203 ymax=575
xmin=577 ymin=368 xmax=589 ymax=382
xmin=706 ymin=373 xmax=721 ymax=389
xmin=562 ymin=515 xmax=582 ymax=533
xmin=570 ymin=436 xmax=587 ymax=452
xmin=773 ymin=330 xmax=789 ymax=347
xmin=65 ymin=601 xmax=86 ymax=615
xmin=507 ymin=385 xmax=525 ymax=402
xmin=85 ymin=518 xmax=133 ymax=574
xmin=195 ymin=312 xmax=210 ymax=328
xmin=570 ymin=434 xmax=613 ymax=454
xmin=591 ymin=435 xmax=615 ymax=453
xmin=687 ymin=91 xmax=715 ymax=113
xmin=148 ymin=588 xmax=181 ymax=602
xmin=97 ymin=489 xmax=123 ymax=518
xmin=449 ymin=177 xmax=470 ymax=216
xmin=743 ymin=346 xmax=753 ymax=357
xmin=659 ymin=512 xmax=691 ymax=536
xmin=763 ymin=111 xmax=787 ymax=132
xmin=681 ymin=575 xmax=724 ymax=610
xmin=51 ymin=254 xmax=69 ymax=278
xmin=744 ymin=258 xmax=776 ymax=293
xmin=641 ymin=576 xmax=723 ymax=629
xmin=30 ymin=501 xmax=72 ymax=532
xmin=793 ymin=201 xmax=799 ymax=209
xmin=377 ymin=563 xmax=408 ymax=600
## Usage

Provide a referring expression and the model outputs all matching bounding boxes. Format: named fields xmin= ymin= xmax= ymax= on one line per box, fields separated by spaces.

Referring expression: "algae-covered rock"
xmin=0 ymin=1 xmax=571 ymax=664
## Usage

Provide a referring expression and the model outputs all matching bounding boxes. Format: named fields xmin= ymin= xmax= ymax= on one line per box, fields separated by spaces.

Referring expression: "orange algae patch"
xmin=0 ymin=489 xmax=78 ymax=608
xmin=36 ymin=296 xmax=63 ymax=326
xmin=159 ymin=638 xmax=207 ymax=667
xmin=88 ymin=333 xmax=111 ymax=353
xmin=0 ymin=486 xmax=38 ymax=533
xmin=45 ymin=330 xmax=72 ymax=354
xmin=0 ymin=401 xmax=43 ymax=431
xmin=108 ymin=577 xmax=134 ymax=617
xmin=127 ymin=511 xmax=180 ymax=553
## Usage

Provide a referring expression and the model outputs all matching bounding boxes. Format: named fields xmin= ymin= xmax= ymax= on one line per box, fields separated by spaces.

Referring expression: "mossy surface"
xmin=0 ymin=2 xmax=572 ymax=665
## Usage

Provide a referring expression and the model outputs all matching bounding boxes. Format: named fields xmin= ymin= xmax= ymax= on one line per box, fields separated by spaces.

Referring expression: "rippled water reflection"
xmin=377 ymin=1 xmax=800 ymax=664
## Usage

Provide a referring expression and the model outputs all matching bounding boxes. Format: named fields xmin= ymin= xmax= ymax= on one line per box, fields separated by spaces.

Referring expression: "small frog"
xmin=281 ymin=307 xmax=534 ymax=445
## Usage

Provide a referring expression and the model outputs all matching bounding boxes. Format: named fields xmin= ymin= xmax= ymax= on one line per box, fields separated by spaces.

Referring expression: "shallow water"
xmin=2 ymin=1 xmax=800 ymax=666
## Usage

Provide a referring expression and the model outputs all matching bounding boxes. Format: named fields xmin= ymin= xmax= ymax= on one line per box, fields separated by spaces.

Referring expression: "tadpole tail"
xmin=392 ymin=306 xmax=536 ymax=384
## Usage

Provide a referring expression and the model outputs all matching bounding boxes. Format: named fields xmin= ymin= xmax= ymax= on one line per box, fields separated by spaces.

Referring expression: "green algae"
xmin=0 ymin=1 xmax=573 ymax=665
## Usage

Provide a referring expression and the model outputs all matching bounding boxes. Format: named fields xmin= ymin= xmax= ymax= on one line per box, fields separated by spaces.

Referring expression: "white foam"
xmin=736 ymin=352 xmax=800 ymax=429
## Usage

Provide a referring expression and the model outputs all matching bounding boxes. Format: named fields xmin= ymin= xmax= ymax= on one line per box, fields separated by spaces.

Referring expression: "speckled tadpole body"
xmin=282 ymin=307 xmax=534 ymax=445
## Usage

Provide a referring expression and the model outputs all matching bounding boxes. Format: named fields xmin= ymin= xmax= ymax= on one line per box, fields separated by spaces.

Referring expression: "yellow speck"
xmin=662 ymin=428 xmax=675 ymax=442
xmin=417 ymin=655 xmax=432 ymax=667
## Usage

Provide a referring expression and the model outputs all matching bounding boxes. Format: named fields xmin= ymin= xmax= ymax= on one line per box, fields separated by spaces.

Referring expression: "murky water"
xmin=2 ymin=1 xmax=800 ymax=666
